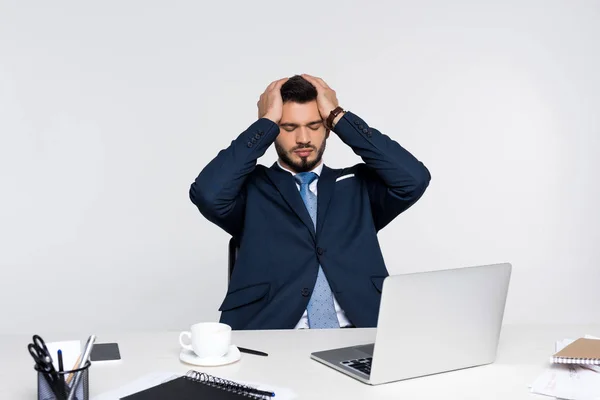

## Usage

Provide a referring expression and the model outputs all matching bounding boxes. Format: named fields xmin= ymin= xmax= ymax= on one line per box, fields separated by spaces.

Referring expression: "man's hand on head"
xmin=301 ymin=74 xmax=344 ymax=128
xmin=257 ymin=77 xmax=289 ymax=124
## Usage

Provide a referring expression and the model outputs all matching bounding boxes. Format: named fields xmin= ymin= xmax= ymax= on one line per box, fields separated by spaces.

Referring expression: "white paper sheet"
xmin=529 ymin=334 xmax=600 ymax=400
xmin=46 ymin=340 xmax=81 ymax=372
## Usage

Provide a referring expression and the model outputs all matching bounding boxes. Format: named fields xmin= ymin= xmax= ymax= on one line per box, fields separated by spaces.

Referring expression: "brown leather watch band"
xmin=326 ymin=106 xmax=344 ymax=130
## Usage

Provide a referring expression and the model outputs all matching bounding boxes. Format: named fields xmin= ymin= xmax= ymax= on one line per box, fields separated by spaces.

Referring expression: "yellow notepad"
xmin=551 ymin=338 xmax=600 ymax=365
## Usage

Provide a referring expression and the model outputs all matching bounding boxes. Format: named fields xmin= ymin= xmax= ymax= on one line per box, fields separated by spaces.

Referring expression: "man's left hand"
xmin=301 ymin=74 xmax=343 ymax=126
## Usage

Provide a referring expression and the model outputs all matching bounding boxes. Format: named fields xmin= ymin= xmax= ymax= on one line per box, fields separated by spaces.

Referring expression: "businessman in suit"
xmin=190 ymin=74 xmax=431 ymax=330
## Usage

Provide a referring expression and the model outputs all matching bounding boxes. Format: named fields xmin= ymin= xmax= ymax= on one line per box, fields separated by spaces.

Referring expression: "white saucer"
xmin=179 ymin=345 xmax=241 ymax=367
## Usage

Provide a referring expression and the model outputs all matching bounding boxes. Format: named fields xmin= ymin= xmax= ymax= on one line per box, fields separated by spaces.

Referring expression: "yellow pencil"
xmin=65 ymin=354 xmax=82 ymax=385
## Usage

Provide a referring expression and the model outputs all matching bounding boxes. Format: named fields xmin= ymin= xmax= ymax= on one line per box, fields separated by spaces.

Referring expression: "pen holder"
xmin=35 ymin=361 xmax=90 ymax=400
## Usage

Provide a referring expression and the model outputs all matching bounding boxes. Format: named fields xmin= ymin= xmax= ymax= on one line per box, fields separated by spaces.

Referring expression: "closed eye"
xmin=279 ymin=120 xmax=323 ymax=132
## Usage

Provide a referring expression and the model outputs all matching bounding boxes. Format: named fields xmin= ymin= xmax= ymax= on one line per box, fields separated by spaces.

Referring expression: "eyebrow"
xmin=279 ymin=119 xmax=323 ymax=128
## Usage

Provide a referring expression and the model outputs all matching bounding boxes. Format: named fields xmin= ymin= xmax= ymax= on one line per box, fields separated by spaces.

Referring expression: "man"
xmin=190 ymin=74 xmax=431 ymax=330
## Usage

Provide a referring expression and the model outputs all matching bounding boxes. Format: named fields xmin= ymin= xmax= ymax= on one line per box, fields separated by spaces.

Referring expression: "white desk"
xmin=3 ymin=324 xmax=599 ymax=399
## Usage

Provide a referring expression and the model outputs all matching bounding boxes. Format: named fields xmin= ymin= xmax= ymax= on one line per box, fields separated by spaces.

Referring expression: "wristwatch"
xmin=326 ymin=106 xmax=345 ymax=130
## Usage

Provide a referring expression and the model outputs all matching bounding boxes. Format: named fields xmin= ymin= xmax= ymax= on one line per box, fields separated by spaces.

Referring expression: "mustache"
xmin=291 ymin=144 xmax=316 ymax=151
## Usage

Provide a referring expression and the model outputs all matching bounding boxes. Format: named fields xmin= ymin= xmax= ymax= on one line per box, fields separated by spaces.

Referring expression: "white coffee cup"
xmin=179 ymin=322 xmax=232 ymax=358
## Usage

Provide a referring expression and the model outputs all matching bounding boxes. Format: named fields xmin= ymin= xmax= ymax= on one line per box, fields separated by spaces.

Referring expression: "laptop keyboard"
xmin=341 ymin=357 xmax=372 ymax=375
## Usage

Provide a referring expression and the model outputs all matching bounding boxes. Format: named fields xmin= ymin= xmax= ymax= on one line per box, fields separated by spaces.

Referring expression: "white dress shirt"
xmin=276 ymin=160 xmax=352 ymax=329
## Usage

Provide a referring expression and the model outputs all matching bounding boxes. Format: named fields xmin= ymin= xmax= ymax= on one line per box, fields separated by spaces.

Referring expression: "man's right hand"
xmin=257 ymin=77 xmax=288 ymax=124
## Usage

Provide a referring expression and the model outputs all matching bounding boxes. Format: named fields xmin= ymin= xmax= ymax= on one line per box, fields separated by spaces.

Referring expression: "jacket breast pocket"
xmin=334 ymin=176 xmax=359 ymax=195
xmin=335 ymin=173 xmax=355 ymax=182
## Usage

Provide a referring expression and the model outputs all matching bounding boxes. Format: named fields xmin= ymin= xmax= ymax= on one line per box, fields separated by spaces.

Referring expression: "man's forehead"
xmin=281 ymin=101 xmax=322 ymax=124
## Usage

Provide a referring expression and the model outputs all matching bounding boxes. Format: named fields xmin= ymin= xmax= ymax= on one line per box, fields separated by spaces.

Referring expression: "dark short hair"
xmin=281 ymin=75 xmax=317 ymax=103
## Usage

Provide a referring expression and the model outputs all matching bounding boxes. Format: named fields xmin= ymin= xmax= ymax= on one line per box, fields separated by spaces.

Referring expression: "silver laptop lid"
xmin=369 ymin=262 xmax=511 ymax=385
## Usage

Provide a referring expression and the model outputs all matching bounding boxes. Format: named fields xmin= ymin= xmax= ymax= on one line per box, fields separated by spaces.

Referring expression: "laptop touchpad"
xmin=355 ymin=344 xmax=374 ymax=356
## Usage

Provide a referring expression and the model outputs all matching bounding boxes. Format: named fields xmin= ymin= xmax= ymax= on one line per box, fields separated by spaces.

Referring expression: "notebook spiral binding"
xmin=551 ymin=357 xmax=600 ymax=365
xmin=185 ymin=370 xmax=269 ymax=399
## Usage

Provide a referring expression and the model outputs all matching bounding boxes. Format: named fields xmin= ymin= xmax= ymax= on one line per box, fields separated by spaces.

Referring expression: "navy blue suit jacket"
xmin=190 ymin=112 xmax=431 ymax=330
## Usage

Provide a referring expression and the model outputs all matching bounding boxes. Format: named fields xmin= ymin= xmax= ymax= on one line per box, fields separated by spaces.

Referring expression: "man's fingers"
xmin=316 ymin=78 xmax=330 ymax=89
xmin=266 ymin=80 xmax=278 ymax=91
xmin=264 ymin=78 xmax=287 ymax=94
xmin=267 ymin=77 xmax=287 ymax=90
xmin=302 ymin=73 xmax=329 ymax=90
xmin=301 ymin=73 xmax=318 ymax=85
xmin=274 ymin=77 xmax=289 ymax=90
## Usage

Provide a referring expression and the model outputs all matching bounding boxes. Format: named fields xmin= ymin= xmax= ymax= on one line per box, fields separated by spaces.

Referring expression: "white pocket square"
xmin=336 ymin=174 xmax=355 ymax=182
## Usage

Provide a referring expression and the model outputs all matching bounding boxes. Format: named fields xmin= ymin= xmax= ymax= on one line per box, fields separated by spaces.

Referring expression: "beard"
xmin=275 ymin=138 xmax=327 ymax=173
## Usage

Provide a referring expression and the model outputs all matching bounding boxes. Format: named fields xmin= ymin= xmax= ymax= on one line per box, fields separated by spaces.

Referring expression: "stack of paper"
xmin=530 ymin=335 xmax=600 ymax=399
xmin=46 ymin=340 xmax=82 ymax=372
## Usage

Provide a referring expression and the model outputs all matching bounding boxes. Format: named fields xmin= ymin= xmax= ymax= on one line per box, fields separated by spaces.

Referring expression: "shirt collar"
xmin=277 ymin=159 xmax=324 ymax=177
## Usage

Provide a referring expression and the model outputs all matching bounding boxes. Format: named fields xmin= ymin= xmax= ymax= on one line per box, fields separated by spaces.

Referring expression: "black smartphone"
xmin=90 ymin=343 xmax=121 ymax=361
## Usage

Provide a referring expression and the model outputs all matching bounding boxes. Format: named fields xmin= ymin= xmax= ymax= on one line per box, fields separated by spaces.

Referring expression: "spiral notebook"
xmin=120 ymin=371 xmax=274 ymax=400
xmin=551 ymin=338 xmax=600 ymax=365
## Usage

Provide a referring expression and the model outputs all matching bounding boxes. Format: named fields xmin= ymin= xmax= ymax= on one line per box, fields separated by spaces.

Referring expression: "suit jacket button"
xmin=363 ymin=128 xmax=369 ymax=134
xmin=254 ymin=133 xmax=261 ymax=140
xmin=247 ymin=142 xmax=253 ymax=148
xmin=317 ymin=247 xmax=324 ymax=255
xmin=301 ymin=288 xmax=310 ymax=297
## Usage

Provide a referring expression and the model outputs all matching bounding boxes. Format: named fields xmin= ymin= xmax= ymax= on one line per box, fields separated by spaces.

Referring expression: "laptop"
xmin=310 ymin=262 xmax=512 ymax=385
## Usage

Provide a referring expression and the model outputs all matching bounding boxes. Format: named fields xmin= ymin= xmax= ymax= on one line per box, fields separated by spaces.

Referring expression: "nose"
xmin=295 ymin=127 xmax=311 ymax=145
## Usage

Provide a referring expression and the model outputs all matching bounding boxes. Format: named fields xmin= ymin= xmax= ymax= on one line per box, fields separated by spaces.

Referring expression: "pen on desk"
xmin=66 ymin=335 xmax=96 ymax=400
xmin=57 ymin=349 xmax=66 ymax=399
xmin=238 ymin=347 xmax=268 ymax=357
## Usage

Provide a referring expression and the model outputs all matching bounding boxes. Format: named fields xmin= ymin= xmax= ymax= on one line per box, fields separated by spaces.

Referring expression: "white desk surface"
xmin=2 ymin=324 xmax=599 ymax=399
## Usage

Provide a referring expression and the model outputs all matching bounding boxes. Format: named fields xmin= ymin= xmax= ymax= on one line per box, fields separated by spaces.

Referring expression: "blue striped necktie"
xmin=294 ymin=172 xmax=339 ymax=329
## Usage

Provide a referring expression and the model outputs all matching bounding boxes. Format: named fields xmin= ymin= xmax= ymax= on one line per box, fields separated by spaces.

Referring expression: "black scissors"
xmin=28 ymin=335 xmax=55 ymax=371
xmin=28 ymin=334 xmax=64 ymax=398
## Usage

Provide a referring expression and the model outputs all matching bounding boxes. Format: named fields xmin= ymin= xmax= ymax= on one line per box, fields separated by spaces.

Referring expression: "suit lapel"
xmin=265 ymin=163 xmax=316 ymax=238
xmin=316 ymin=165 xmax=337 ymax=237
